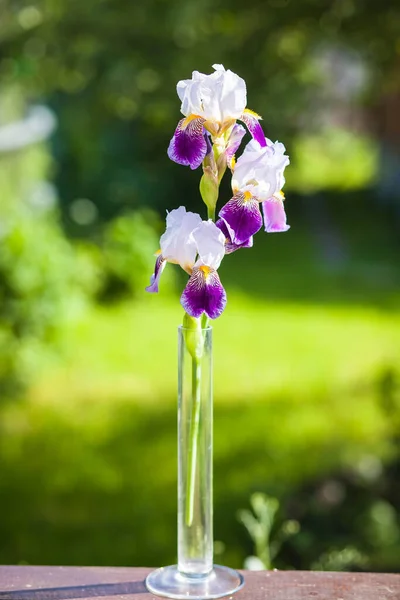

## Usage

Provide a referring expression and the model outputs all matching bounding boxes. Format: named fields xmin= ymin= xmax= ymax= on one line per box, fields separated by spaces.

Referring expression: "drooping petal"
xmin=240 ymin=109 xmax=266 ymax=147
xmin=180 ymin=264 xmax=227 ymax=319
xmin=216 ymin=218 xmax=253 ymax=254
xmin=161 ymin=207 xmax=202 ymax=271
xmin=262 ymin=197 xmax=290 ymax=233
xmin=167 ymin=116 xmax=207 ymax=170
xmin=219 ymin=192 xmax=262 ymax=245
xmin=145 ymin=253 xmax=166 ymax=293
xmin=226 ymin=124 xmax=246 ymax=170
xmin=232 ymin=138 xmax=290 ymax=200
xmin=191 ymin=220 xmax=226 ymax=270
xmin=265 ymin=139 xmax=289 ymax=194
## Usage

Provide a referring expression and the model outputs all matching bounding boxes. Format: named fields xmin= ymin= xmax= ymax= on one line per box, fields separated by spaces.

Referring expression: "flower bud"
xmin=199 ymin=166 xmax=219 ymax=215
xmin=216 ymin=152 xmax=227 ymax=183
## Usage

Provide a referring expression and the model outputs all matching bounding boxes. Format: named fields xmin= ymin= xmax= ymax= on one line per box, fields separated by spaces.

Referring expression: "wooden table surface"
xmin=0 ymin=566 xmax=399 ymax=600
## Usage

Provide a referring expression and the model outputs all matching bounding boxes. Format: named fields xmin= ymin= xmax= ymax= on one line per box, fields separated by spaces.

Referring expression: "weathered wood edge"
xmin=0 ymin=566 xmax=399 ymax=600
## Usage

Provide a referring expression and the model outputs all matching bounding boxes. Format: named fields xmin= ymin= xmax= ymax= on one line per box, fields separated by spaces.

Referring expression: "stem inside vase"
xmin=178 ymin=326 xmax=213 ymax=577
xmin=185 ymin=358 xmax=202 ymax=526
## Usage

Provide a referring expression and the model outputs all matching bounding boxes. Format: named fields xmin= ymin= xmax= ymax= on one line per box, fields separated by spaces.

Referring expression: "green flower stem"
xmin=184 ymin=137 xmax=219 ymax=526
xmin=201 ymin=314 xmax=209 ymax=329
xmin=185 ymin=357 xmax=202 ymax=526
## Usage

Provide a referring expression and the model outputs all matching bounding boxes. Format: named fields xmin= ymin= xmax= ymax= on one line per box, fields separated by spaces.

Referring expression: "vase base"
xmin=145 ymin=564 xmax=244 ymax=599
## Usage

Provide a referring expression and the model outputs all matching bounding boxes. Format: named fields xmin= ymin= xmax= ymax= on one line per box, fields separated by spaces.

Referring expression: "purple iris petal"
xmin=219 ymin=193 xmax=262 ymax=245
xmin=262 ymin=198 xmax=290 ymax=233
xmin=145 ymin=254 xmax=166 ymax=293
xmin=204 ymin=131 xmax=213 ymax=155
xmin=240 ymin=111 xmax=266 ymax=147
xmin=226 ymin=124 xmax=246 ymax=167
xmin=216 ymin=218 xmax=253 ymax=254
xmin=180 ymin=266 xmax=227 ymax=319
xmin=167 ymin=117 xmax=207 ymax=170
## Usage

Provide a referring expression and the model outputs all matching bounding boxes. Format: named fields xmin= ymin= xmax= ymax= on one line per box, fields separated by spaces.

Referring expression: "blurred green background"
xmin=0 ymin=0 xmax=400 ymax=573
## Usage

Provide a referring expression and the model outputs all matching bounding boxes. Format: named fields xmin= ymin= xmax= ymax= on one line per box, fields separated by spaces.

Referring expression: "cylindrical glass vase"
xmin=146 ymin=326 xmax=244 ymax=600
xmin=178 ymin=325 xmax=213 ymax=577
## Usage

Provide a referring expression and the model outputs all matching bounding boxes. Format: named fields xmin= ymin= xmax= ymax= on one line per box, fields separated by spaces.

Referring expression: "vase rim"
xmin=178 ymin=325 xmax=212 ymax=332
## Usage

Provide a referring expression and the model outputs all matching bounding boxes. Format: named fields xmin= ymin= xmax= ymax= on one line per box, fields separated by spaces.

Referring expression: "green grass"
xmin=31 ymin=294 xmax=400 ymax=407
xmin=1 ymin=195 xmax=399 ymax=569
xmin=1 ymin=294 xmax=398 ymax=568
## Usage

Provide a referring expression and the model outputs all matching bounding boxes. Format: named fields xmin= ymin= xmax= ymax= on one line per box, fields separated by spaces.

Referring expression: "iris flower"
xmin=219 ymin=137 xmax=290 ymax=245
xmin=146 ymin=207 xmax=227 ymax=319
xmin=215 ymin=217 xmax=253 ymax=254
xmin=167 ymin=64 xmax=266 ymax=170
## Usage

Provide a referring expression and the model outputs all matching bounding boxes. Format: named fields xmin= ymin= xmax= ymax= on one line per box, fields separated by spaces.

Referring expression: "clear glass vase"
xmin=146 ymin=326 xmax=244 ymax=599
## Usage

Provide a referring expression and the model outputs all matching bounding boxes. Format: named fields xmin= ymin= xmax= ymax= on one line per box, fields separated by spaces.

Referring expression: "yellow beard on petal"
xmin=182 ymin=114 xmax=204 ymax=128
xmin=199 ymin=265 xmax=212 ymax=280
xmin=243 ymin=190 xmax=253 ymax=202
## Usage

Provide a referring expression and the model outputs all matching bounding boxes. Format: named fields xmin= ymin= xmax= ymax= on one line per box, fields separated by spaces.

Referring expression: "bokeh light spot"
xmin=18 ymin=6 xmax=43 ymax=30
xmin=70 ymin=199 xmax=98 ymax=225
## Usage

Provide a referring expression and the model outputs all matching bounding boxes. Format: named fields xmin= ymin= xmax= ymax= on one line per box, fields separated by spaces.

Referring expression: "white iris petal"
xmin=191 ymin=220 xmax=226 ymax=270
xmin=160 ymin=207 xmax=202 ymax=270
xmin=176 ymin=65 xmax=247 ymax=123
xmin=233 ymin=138 xmax=290 ymax=201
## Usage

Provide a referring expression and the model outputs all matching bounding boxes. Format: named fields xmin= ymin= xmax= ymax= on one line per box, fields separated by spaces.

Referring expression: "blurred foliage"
xmin=0 ymin=124 xmax=88 ymax=396
xmin=280 ymin=462 xmax=400 ymax=572
xmin=237 ymin=490 xmax=398 ymax=573
xmin=0 ymin=197 xmax=170 ymax=395
xmin=0 ymin=187 xmax=399 ymax=567
xmin=0 ymin=327 xmax=399 ymax=568
xmin=96 ymin=209 xmax=174 ymax=303
xmin=311 ymin=546 xmax=368 ymax=571
xmin=0 ymin=200 xmax=85 ymax=396
xmin=0 ymin=93 xmax=170 ymax=394
xmin=0 ymin=0 xmax=399 ymax=575
xmin=1 ymin=0 xmax=400 ymax=223
xmin=238 ymin=493 xmax=300 ymax=570
xmin=288 ymin=128 xmax=378 ymax=193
